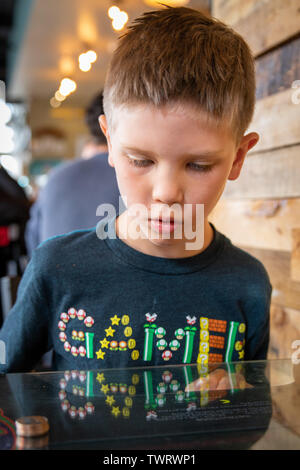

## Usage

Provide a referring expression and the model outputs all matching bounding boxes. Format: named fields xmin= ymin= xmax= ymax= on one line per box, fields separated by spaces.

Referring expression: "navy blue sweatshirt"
xmin=0 ymin=217 xmax=272 ymax=373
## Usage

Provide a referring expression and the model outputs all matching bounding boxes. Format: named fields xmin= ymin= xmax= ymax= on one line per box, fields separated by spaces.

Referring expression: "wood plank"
xmin=291 ymin=228 xmax=300 ymax=282
xmin=247 ymin=88 xmax=300 ymax=152
xmin=255 ymin=36 xmax=300 ymax=100
xmin=268 ymin=304 xmax=300 ymax=359
xmin=222 ymin=145 xmax=300 ymax=199
xmin=210 ymin=198 xmax=300 ymax=252
xmin=229 ymin=245 xmax=300 ymax=311
xmin=212 ymin=0 xmax=300 ymax=56
xmin=270 ymin=364 xmax=300 ymax=439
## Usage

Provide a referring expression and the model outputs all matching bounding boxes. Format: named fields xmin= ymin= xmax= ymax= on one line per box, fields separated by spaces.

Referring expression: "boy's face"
xmin=100 ymin=102 xmax=258 ymax=258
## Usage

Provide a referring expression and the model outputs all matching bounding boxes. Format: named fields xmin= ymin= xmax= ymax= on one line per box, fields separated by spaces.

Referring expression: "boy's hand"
xmin=185 ymin=367 xmax=253 ymax=392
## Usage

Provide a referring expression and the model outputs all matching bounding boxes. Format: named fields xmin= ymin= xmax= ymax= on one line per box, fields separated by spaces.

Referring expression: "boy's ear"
xmin=99 ymin=114 xmax=114 ymax=167
xmin=228 ymin=132 xmax=259 ymax=181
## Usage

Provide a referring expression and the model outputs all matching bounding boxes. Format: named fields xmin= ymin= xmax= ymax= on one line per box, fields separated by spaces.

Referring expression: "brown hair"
xmin=103 ymin=6 xmax=256 ymax=144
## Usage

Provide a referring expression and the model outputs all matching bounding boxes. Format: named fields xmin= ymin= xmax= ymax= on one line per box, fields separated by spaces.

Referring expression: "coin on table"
xmin=15 ymin=416 xmax=49 ymax=437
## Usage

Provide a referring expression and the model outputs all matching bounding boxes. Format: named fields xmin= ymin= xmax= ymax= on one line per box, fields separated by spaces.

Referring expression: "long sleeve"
xmin=244 ymin=280 xmax=272 ymax=361
xmin=0 ymin=250 xmax=52 ymax=373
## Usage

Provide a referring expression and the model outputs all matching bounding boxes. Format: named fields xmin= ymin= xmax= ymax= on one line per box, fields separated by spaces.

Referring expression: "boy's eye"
xmin=126 ymin=155 xmax=152 ymax=168
xmin=187 ymin=162 xmax=212 ymax=172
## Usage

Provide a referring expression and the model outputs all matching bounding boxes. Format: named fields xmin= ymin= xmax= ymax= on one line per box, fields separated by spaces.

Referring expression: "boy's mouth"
xmin=148 ymin=217 xmax=181 ymax=235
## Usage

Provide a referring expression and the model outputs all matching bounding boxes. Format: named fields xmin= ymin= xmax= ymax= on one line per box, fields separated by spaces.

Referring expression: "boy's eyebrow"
xmin=121 ymin=145 xmax=224 ymax=159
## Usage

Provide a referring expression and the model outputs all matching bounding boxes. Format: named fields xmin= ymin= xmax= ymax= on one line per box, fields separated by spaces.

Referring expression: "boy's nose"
xmin=151 ymin=168 xmax=184 ymax=205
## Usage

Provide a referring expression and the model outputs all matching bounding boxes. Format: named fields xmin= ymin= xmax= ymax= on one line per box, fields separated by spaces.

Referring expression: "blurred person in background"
xmin=25 ymin=92 xmax=120 ymax=256
xmin=0 ymin=163 xmax=30 ymax=325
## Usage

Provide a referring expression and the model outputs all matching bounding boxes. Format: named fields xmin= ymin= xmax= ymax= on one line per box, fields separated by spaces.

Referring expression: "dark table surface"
xmin=0 ymin=359 xmax=299 ymax=451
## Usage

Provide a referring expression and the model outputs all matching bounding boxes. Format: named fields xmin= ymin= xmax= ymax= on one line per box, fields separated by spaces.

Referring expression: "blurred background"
xmin=0 ymin=0 xmax=300 ymax=442
xmin=2 ymin=0 xmax=212 ymax=194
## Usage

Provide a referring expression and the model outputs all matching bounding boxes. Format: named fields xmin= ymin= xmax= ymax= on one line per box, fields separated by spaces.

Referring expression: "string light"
xmin=78 ymin=48 xmax=97 ymax=72
xmin=108 ymin=5 xmax=128 ymax=31
xmin=59 ymin=78 xmax=77 ymax=96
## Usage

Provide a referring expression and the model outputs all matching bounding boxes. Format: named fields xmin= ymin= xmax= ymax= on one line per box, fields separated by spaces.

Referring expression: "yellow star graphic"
xmin=105 ymin=326 xmax=115 ymax=337
xmin=101 ymin=384 xmax=110 ymax=394
xmin=96 ymin=373 xmax=105 ymax=384
xmin=238 ymin=350 xmax=245 ymax=359
xmin=100 ymin=338 xmax=110 ymax=349
xmin=106 ymin=395 xmax=115 ymax=406
xmin=110 ymin=315 xmax=121 ymax=326
xmin=111 ymin=406 xmax=120 ymax=418
xmin=96 ymin=349 xmax=106 ymax=360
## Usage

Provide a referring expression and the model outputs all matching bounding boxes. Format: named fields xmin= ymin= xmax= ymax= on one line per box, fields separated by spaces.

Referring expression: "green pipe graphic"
xmin=85 ymin=332 xmax=94 ymax=359
xmin=225 ymin=322 xmax=239 ymax=363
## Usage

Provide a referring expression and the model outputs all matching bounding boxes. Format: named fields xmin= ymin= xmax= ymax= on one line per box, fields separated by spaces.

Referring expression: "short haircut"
xmin=85 ymin=92 xmax=107 ymax=145
xmin=103 ymin=6 xmax=256 ymax=144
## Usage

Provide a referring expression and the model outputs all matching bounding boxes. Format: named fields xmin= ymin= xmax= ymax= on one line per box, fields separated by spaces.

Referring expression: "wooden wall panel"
xmin=236 ymin=245 xmax=300 ymax=311
xmin=255 ymin=36 xmax=300 ymax=100
xmin=210 ymin=198 xmax=300 ymax=252
xmin=212 ymin=0 xmax=300 ymax=56
xmin=223 ymin=145 xmax=300 ymax=199
xmin=291 ymin=229 xmax=300 ymax=282
xmin=211 ymin=0 xmax=300 ymax=366
xmin=247 ymin=88 xmax=300 ymax=153
xmin=269 ymin=304 xmax=300 ymax=359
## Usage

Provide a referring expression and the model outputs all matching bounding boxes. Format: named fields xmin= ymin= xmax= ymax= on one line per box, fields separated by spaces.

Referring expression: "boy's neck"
xmin=115 ymin=211 xmax=214 ymax=259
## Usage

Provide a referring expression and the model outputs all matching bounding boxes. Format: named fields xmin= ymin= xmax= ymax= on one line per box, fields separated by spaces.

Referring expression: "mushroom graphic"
xmin=58 ymin=321 xmax=66 ymax=331
xmin=169 ymin=380 xmax=180 ymax=392
xmin=64 ymin=341 xmax=71 ymax=352
xmin=64 ymin=371 xmax=71 ymax=381
xmin=59 ymin=378 xmax=67 ymax=389
xmin=162 ymin=371 xmax=173 ymax=383
xmin=77 ymin=309 xmax=86 ymax=321
xmin=156 ymin=394 xmax=166 ymax=407
xmin=71 ymin=346 xmax=78 ymax=357
xmin=85 ymin=402 xmax=95 ymax=414
xmin=68 ymin=406 xmax=77 ymax=419
xmin=175 ymin=390 xmax=185 ymax=402
xmin=61 ymin=399 xmax=70 ymax=412
xmin=60 ymin=312 xmax=69 ymax=323
xmin=175 ymin=328 xmax=185 ymax=340
xmin=157 ymin=382 xmax=167 ymax=394
xmin=169 ymin=339 xmax=180 ymax=351
xmin=78 ymin=407 xmax=87 ymax=419
xmin=84 ymin=316 xmax=94 ymax=328
xmin=156 ymin=338 xmax=167 ymax=350
xmin=58 ymin=390 xmax=66 ymax=400
xmin=68 ymin=308 xmax=77 ymax=319
xmin=155 ymin=327 xmax=166 ymax=338
xmin=79 ymin=371 xmax=86 ymax=382
xmin=59 ymin=332 xmax=67 ymax=342
xmin=78 ymin=346 xmax=86 ymax=357
xmin=162 ymin=350 xmax=172 ymax=361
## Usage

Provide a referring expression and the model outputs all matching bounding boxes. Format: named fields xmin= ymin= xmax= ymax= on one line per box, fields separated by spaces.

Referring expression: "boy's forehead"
xmin=110 ymin=102 xmax=236 ymax=153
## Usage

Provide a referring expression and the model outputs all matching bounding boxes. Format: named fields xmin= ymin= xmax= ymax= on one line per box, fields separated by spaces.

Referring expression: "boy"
xmin=0 ymin=7 xmax=272 ymax=385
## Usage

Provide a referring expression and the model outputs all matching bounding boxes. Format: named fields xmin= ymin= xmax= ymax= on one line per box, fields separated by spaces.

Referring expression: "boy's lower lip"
xmin=148 ymin=218 xmax=179 ymax=234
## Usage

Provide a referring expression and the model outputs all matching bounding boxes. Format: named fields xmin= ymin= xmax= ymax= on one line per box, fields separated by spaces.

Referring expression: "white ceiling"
xmin=8 ymin=0 xmax=210 ymax=106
